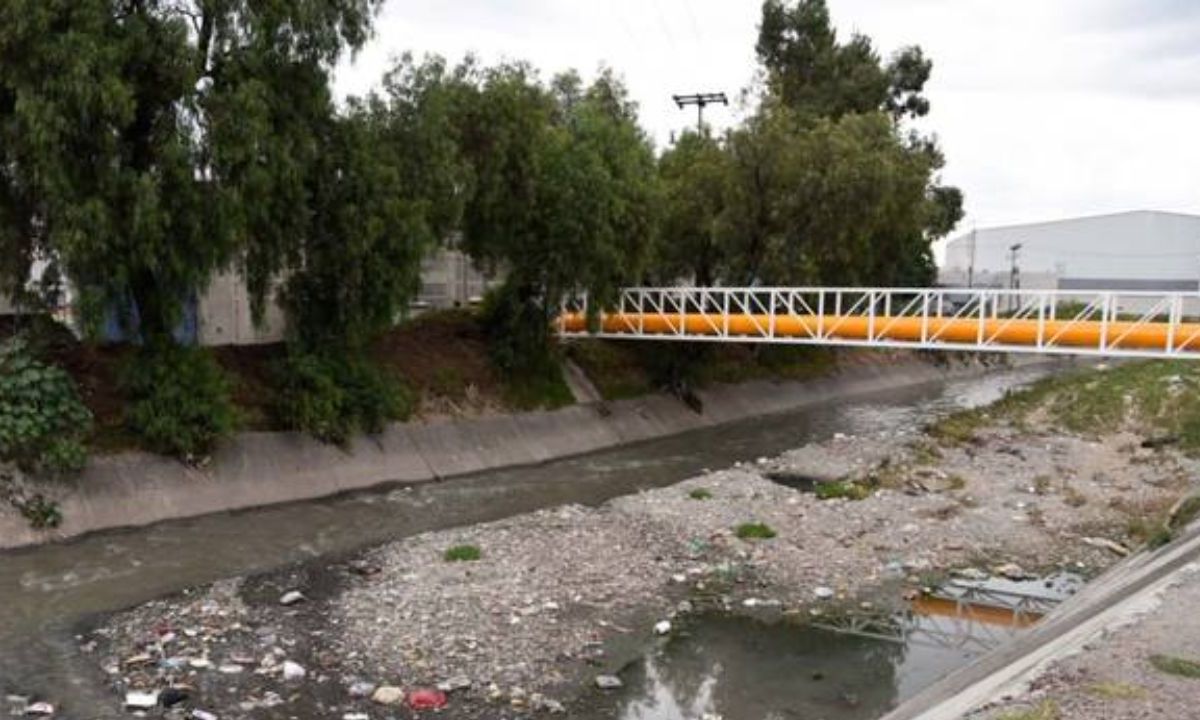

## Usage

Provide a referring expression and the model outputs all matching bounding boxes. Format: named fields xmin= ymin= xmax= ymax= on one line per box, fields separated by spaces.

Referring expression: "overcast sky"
xmin=335 ymin=0 xmax=1200 ymax=245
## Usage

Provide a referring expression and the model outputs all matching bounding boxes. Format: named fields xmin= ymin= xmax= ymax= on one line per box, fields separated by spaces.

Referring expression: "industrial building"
xmin=1 ymin=247 xmax=501 ymax=346
xmin=939 ymin=210 xmax=1200 ymax=293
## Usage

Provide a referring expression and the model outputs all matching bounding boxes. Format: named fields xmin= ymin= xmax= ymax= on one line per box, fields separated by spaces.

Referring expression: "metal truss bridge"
xmin=558 ymin=287 xmax=1200 ymax=359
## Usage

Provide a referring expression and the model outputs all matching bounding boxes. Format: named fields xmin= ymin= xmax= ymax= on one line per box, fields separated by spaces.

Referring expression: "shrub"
xmin=1148 ymin=654 xmax=1200 ymax=679
xmin=479 ymin=284 xmax=574 ymax=410
xmin=0 ymin=337 xmax=92 ymax=475
xmin=814 ymin=481 xmax=871 ymax=501
xmin=444 ymin=544 xmax=482 ymax=562
xmin=272 ymin=352 xmax=412 ymax=444
xmin=121 ymin=344 xmax=238 ymax=459
xmin=735 ymin=522 xmax=777 ymax=540
xmin=689 ymin=488 xmax=713 ymax=500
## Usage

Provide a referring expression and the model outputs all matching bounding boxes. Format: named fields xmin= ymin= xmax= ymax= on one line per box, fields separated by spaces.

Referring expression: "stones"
xmin=343 ymin=714 xmax=370 ymax=720
xmin=653 ymin=620 xmax=672 ymax=635
xmin=1082 ymin=536 xmax=1131 ymax=557
xmin=813 ymin=586 xmax=835 ymax=600
xmin=190 ymin=710 xmax=218 ymax=720
xmin=370 ymin=686 xmax=405 ymax=706
xmin=125 ymin=690 xmax=159 ymax=710
xmin=953 ymin=567 xmax=990 ymax=581
xmin=22 ymin=702 xmax=55 ymax=717
xmin=217 ymin=663 xmax=244 ymax=674
xmin=159 ymin=687 xmax=191 ymax=708
xmin=347 ymin=681 xmax=377 ymax=699
xmin=279 ymin=590 xmax=306 ymax=606
xmin=594 ymin=675 xmax=623 ymax=690
xmin=436 ymin=675 xmax=471 ymax=693
xmin=993 ymin=562 xmax=1031 ymax=580
xmin=281 ymin=660 xmax=306 ymax=682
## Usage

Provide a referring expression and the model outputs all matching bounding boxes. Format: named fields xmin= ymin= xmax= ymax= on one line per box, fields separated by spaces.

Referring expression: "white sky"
xmin=335 ymin=0 xmax=1200 ymax=246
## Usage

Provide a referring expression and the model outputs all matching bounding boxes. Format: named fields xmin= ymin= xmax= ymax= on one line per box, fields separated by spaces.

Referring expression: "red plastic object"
xmin=407 ymin=689 xmax=448 ymax=710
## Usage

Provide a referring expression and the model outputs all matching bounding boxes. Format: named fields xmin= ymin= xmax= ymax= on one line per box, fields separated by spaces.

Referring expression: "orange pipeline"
xmin=559 ymin=313 xmax=1200 ymax=351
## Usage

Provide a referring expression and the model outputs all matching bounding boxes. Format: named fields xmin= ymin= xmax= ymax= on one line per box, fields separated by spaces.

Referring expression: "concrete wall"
xmin=197 ymin=270 xmax=288 ymax=346
xmin=0 ymin=357 xmax=1052 ymax=550
xmin=414 ymin=248 xmax=503 ymax=310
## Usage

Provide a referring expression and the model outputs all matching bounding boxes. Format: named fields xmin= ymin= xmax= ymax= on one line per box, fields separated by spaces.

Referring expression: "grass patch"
xmin=995 ymin=700 xmax=1060 ymax=720
xmin=927 ymin=361 xmax=1200 ymax=450
xmin=1168 ymin=494 xmax=1200 ymax=532
xmin=927 ymin=412 xmax=985 ymax=445
xmin=909 ymin=439 xmax=943 ymax=465
xmin=565 ymin=340 xmax=655 ymax=401
xmin=735 ymin=522 xmax=777 ymax=540
xmin=1062 ymin=483 xmax=1088 ymax=507
xmin=945 ymin=474 xmax=967 ymax=491
xmin=1149 ymin=653 xmax=1200 ymax=679
xmin=689 ymin=488 xmax=713 ymax=500
xmin=814 ymin=480 xmax=871 ymax=501
xmin=500 ymin=366 xmax=575 ymax=411
xmin=1088 ymin=681 xmax=1148 ymax=700
xmin=444 ymin=544 xmax=482 ymax=562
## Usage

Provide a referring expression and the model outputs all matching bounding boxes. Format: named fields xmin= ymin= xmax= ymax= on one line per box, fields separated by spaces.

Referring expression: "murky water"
xmin=0 ymin=362 xmax=1060 ymax=711
xmin=590 ymin=571 xmax=1083 ymax=720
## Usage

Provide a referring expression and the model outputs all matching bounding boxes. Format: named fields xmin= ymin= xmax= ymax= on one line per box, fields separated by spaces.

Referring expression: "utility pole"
xmin=967 ymin=226 xmax=977 ymax=288
xmin=1008 ymin=242 xmax=1023 ymax=313
xmin=673 ymin=92 xmax=728 ymax=133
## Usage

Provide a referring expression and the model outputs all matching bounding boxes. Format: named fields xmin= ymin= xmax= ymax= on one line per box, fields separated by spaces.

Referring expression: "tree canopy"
xmin=451 ymin=64 xmax=660 ymax=374
xmin=0 ymin=0 xmax=383 ymax=340
xmin=657 ymin=0 xmax=962 ymax=290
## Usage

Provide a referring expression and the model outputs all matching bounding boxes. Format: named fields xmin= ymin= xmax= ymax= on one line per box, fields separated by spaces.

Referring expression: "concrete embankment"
xmin=0 ymin=356 xmax=1042 ymax=550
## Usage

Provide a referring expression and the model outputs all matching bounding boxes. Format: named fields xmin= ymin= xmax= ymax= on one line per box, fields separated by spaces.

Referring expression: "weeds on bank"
xmin=1149 ymin=654 xmax=1200 ymax=679
xmin=995 ymin=700 xmax=1060 ymax=720
xmin=1087 ymin=681 xmax=1148 ymax=700
xmin=444 ymin=544 xmax=483 ymax=562
xmin=689 ymin=488 xmax=713 ymax=500
xmin=814 ymin=480 xmax=871 ymax=501
xmin=735 ymin=522 xmax=776 ymax=540
xmin=927 ymin=361 xmax=1200 ymax=451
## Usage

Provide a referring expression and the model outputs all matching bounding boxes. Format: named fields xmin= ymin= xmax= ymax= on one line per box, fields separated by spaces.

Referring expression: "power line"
xmin=678 ymin=0 xmax=706 ymax=50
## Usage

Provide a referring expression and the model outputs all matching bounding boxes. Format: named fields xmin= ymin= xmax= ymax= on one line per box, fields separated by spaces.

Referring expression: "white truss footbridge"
xmin=558 ymin=286 xmax=1200 ymax=360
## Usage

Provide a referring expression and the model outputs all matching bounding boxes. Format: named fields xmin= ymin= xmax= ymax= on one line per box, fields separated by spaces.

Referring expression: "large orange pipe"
xmin=559 ymin=312 xmax=1200 ymax=351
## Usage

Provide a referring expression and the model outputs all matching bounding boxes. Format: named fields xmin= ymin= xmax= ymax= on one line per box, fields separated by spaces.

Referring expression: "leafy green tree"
xmin=0 ymin=0 xmax=382 ymax=341
xmin=655 ymin=131 xmax=732 ymax=286
xmin=279 ymin=94 xmax=458 ymax=349
xmin=455 ymin=65 xmax=659 ymax=375
xmin=756 ymin=0 xmax=931 ymax=121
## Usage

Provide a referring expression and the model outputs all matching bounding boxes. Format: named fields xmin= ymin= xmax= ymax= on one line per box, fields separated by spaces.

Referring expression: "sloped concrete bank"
xmin=0 ymin=355 xmax=1046 ymax=550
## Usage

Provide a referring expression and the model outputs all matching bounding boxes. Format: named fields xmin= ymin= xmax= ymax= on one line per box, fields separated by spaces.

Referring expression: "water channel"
xmin=0 ymin=363 xmax=1059 ymax=716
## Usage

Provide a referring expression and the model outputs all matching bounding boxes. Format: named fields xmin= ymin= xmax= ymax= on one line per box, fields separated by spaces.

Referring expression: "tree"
xmin=454 ymin=65 xmax=659 ymax=374
xmin=0 ymin=0 xmax=382 ymax=342
xmin=656 ymin=131 xmax=732 ymax=286
xmin=756 ymin=0 xmax=931 ymax=121
xmin=281 ymin=56 xmax=468 ymax=349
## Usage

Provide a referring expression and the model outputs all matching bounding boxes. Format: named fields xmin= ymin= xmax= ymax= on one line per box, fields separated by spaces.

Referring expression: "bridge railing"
xmin=558 ymin=286 xmax=1200 ymax=359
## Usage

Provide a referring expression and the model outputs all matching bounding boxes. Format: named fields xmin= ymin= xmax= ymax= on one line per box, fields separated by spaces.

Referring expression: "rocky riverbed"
xmin=57 ymin=370 xmax=1200 ymax=720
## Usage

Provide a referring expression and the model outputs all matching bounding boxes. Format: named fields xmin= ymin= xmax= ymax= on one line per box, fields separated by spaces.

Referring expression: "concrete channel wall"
xmin=0 ymin=357 xmax=1043 ymax=551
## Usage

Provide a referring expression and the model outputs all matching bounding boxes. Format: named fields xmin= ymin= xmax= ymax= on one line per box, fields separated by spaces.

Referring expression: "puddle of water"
xmin=599 ymin=614 xmax=958 ymax=720
xmin=595 ymin=571 xmax=1085 ymax=720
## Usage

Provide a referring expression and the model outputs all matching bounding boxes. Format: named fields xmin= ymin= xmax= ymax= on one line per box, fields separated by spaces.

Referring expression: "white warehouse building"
xmin=939 ymin=210 xmax=1200 ymax=313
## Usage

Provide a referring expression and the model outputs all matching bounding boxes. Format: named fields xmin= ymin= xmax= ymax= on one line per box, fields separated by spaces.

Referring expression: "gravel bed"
xmin=78 ymin=416 xmax=1196 ymax=719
